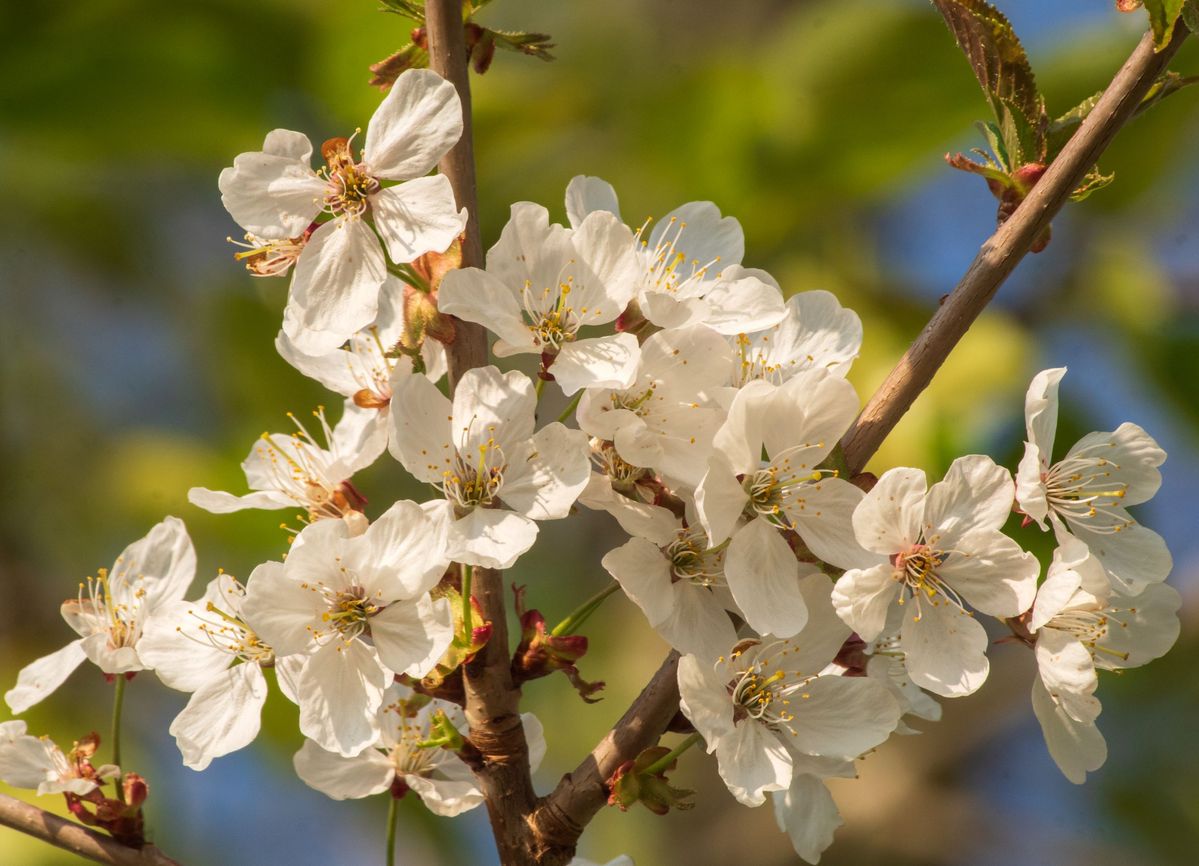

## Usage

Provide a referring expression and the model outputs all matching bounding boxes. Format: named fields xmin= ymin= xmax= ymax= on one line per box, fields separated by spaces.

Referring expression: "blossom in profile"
xmin=1016 ymin=366 xmax=1171 ymax=594
xmin=188 ymin=404 xmax=384 ymax=535
xmin=1027 ymin=536 xmax=1180 ymax=783
xmin=832 ymin=456 xmax=1039 ymax=697
xmin=242 ymin=501 xmax=454 ymax=757
xmin=138 ymin=573 xmax=305 ymax=771
xmin=438 ymin=203 xmax=643 ymax=394
xmin=294 ymin=683 xmax=545 ymax=816
xmin=389 ymin=365 xmax=590 ymax=569
xmin=5 ymin=517 xmax=196 ymax=713
xmin=0 ymin=724 xmax=115 ymax=796
xmin=564 ymin=175 xmax=786 ymax=335
xmin=219 ymin=69 xmax=467 ymax=353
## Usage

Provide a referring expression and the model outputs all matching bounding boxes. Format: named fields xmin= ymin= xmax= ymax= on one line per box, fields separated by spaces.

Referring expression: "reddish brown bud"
xmin=511 ymin=585 xmax=604 ymax=701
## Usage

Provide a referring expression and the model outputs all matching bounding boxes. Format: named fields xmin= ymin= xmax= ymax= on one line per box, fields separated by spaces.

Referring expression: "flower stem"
xmin=385 ymin=794 xmax=399 ymax=866
xmin=642 ymin=732 xmax=701 ymax=777
xmin=111 ymin=676 xmax=126 ymax=801
xmin=556 ymin=391 xmax=583 ymax=424
xmin=551 ymin=582 xmax=620 ymax=637
xmin=535 ymin=377 xmax=546 ymax=400
xmin=461 ymin=564 xmax=474 ymax=637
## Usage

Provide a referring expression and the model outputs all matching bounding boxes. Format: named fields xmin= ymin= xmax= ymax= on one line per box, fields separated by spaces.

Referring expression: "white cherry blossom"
xmin=388 ymin=365 xmax=590 ymax=569
xmin=695 ymin=369 xmax=867 ymax=637
xmin=138 ymin=573 xmax=305 ymax=771
xmin=188 ymin=404 xmax=384 ymax=534
xmin=1027 ymin=537 xmax=1180 ymax=782
xmin=5 ymin=517 xmax=195 ymax=713
xmin=731 ymin=291 xmax=862 ymax=387
xmin=577 ymin=324 xmax=733 ymax=487
xmin=564 ymin=175 xmax=786 ymax=335
xmin=832 ymin=456 xmax=1038 ymax=697
xmin=437 ymin=203 xmax=642 ymax=394
xmin=276 ymin=274 xmax=447 ymax=451
xmin=0 ymin=722 xmax=113 ymax=796
xmin=219 ymin=69 xmax=467 ymax=354
xmin=294 ymin=683 xmax=545 ymax=817
xmin=601 ymin=524 xmax=740 ymax=660
xmin=241 ymin=501 xmax=454 ymax=757
xmin=678 ymin=623 xmax=900 ymax=807
xmin=1015 ymin=366 xmax=1171 ymax=594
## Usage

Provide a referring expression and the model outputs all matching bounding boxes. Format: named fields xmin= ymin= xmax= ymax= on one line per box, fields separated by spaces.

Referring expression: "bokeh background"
xmin=2 ymin=0 xmax=1197 ymax=864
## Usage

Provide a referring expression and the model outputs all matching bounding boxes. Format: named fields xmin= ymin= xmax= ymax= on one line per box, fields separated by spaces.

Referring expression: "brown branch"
xmin=530 ymin=652 xmax=681 ymax=864
xmin=525 ymin=22 xmax=1192 ymax=863
xmin=0 ymin=794 xmax=183 ymax=866
xmin=425 ymin=3 xmax=538 ymax=864
xmin=426 ymin=0 xmax=488 ymax=387
xmin=839 ymin=24 xmax=1189 ymax=475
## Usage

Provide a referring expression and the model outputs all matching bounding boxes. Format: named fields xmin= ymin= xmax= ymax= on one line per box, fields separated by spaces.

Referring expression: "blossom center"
xmin=722 ymin=640 xmax=812 ymax=734
xmin=637 ymin=216 xmax=721 ymax=298
xmin=665 ymin=528 xmax=725 ymax=587
xmin=443 ymin=437 xmax=506 ymax=510
xmin=319 ymin=136 xmax=379 ymax=219
xmin=521 ymin=276 xmax=584 ymax=351
xmin=261 ymin=409 xmax=367 ymax=524
xmin=1044 ymin=443 xmax=1132 ymax=532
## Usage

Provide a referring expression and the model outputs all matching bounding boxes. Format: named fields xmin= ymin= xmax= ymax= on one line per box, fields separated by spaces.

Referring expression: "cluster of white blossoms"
xmin=0 ymin=68 xmax=1180 ymax=866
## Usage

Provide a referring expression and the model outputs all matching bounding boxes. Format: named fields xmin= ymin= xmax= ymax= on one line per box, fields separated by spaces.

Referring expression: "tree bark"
xmin=0 ymin=794 xmax=183 ymax=866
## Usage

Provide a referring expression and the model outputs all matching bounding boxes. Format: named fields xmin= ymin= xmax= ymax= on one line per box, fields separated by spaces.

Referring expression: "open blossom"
xmin=138 ymin=573 xmax=304 ymax=771
xmin=1027 ymin=536 xmax=1180 ymax=783
xmin=601 ymin=523 xmax=741 ymax=660
xmin=188 ymin=404 xmax=384 ymax=534
xmin=0 ymin=723 xmax=115 ymax=796
xmin=242 ymin=501 xmax=454 ymax=757
xmin=6 ymin=517 xmax=195 ymax=714
xmin=389 ymin=365 xmax=590 ymax=569
xmin=219 ymin=69 xmax=466 ymax=354
xmin=276 ymin=274 xmax=447 ymax=446
xmin=577 ymin=325 xmax=733 ymax=488
xmin=576 ymin=440 xmax=679 ymax=547
xmin=832 ymin=456 xmax=1039 ymax=697
xmin=294 ymin=684 xmax=545 ymax=816
xmin=678 ymin=599 xmax=900 ymax=807
xmin=564 ymin=175 xmax=786 ymax=335
xmin=695 ymin=370 xmax=866 ymax=637
xmin=438 ymin=203 xmax=642 ymax=394
xmin=730 ymin=291 xmax=862 ymax=387
xmin=1016 ymin=367 xmax=1170 ymax=594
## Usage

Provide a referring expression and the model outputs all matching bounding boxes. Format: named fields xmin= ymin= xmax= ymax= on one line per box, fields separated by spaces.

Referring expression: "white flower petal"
xmin=171 ymin=663 xmax=268 ymax=771
xmin=284 ymin=219 xmax=387 ymax=355
xmin=298 ymin=641 xmax=388 ymax=757
xmin=364 ymin=68 xmax=462 ymax=180
xmin=831 ymin=563 xmax=898 ymax=642
xmin=447 ymin=509 xmax=539 ymax=570
xmin=1015 ymin=439 xmax=1050 ymax=528
xmin=1030 ymin=676 xmax=1106 ymax=784
xmin=5 ymin=640 xmax=88 ymax=714
xmin=241 ymin=561 xmax=324 ymax=657
xmin=695 ymin=452 xmax=750 ymax=546
xmin=602 ymin=538 xmax=676 ymax=627
xmin=501 ymin=423 xmax=590 ymax=521
xmin=186 ymin=488 xmax=292 ymax=513
xmin=113 ymin=516 xmax=196 ymax=612
xmin=787 ymin=675 xmax=900 ymax=759
xmin=1024 ymin=368 xmax=1066 ymax=468
xmin=139 ymin=602 xmax=231 ymax=692
xmin=724 ymin=517 xmax=807 ymax=638
xmin=773 ymin=773 xmax=843 ymax=865
xmin=387 ymin=372 xmax=455 ymax=484
xmin=371 ymin=176 xmax=466 ymax=263
xmin=293 ymin=739 xmax=394 ymax=800
xmin=713 ymin=721 xmax=792 ymax=807
xmin=453 ymin=366 xmax=536 ymax=458
xmin=649 ymin=201 xmax=743 ymax=269
xmin=852 ymin=467 xmax=926 ymax=555
xmin=577 ymin=473 xmax=679 ymax=546
xmin=1067 ymin=516 xmax=1172 ymax=595
xmin=935 ymin=529 xmax=1039 ymax=617
xmin=1063 ymin=421 xmax=1165 ymax=506
xmin=677 ymin=654 xmax=737 ymax=743
xmin=1034 ymin=629 xmax=1100 ymax=724
xmin=552 ymin=334 xmax=641 ymax=396
xmin=699 ymin=266 xmax=787 ymax=335
xmin=371 ymin=595 xmax=454 ymax=679
xmin=438 ymin=267 xmax=535 ymax=351
xmin=218 ymin=131 xmax=324 ymax=239
xmin=923 ymin=455 xmax=1014 ymax=546
xmin=787 ymin=478 xmax=869 ymax=571
xmin=345 ymin=499 xmax=448 ymax=599
xmin=900 ymin=599 xmax=990 ymax=698
xmin=565 ymin=175 xmax=621 ymax=228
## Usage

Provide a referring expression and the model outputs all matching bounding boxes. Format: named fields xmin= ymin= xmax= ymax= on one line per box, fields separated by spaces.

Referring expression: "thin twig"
xmin=529 ymin=24 xmax=1190 ymax=863
xmin=839 ymin=25 xmax=1189 ymax=475
xmin=0 ymin=794 xmax=183 ymax=866
xmin=425 ymin=3 xmax=539 ymax=864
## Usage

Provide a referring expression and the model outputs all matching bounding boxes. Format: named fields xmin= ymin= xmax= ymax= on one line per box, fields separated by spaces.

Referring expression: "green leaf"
xmin=1184 ymin=0 xmax=1199 ymax=32
xmin=1046 ymin=71 xmax=1199 ymax=157
xmin=1141 ymin=0 xmax=1187 ymax=49
xmin=930 ymin=0 xmax=1047 ymax=162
